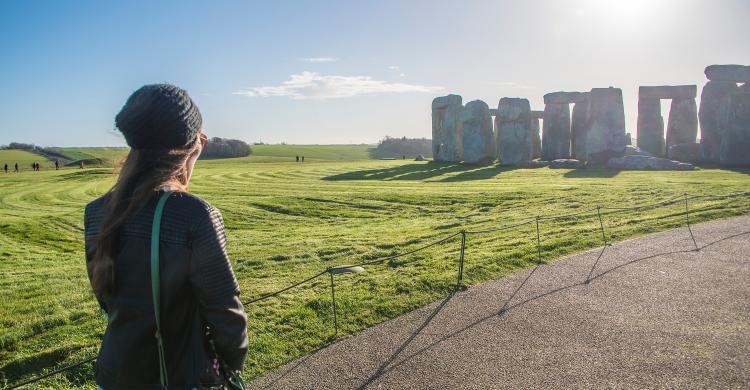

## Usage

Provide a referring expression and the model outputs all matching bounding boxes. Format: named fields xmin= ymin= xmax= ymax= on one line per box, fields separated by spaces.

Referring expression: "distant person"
xmin=84 ymin=84 xmax=247 ymax=389
xmin=79 ymin=160 xmax=84 ymax=169
xmin=301 ymin=156 xmax=305 ymax=162
xmin=3 ymin=163 xmax=7 ymax=174
xmin=14 ymin=163 xmax=19 ymax=172
xmin=402 ymin=155 xmax=406 ymax=160
xmin=55 ymin=159 xmax=59 ymax=170
xmin=296 ymin=155 xmax=299 ymax=162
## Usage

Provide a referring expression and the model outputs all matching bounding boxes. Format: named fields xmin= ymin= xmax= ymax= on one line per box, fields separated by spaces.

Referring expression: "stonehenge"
xmin=496 ymin=98 xmax=532 ymax=166
xmin=541 ymin=91 xmax=591 ymax=161
xmin=637 ymin=85 xmax=698 ymax=159
xmin=585 ymin=88 xmax=627 ymax=163
xmin=461 ymin=100 xmax=495 ymax=164
xmin=665 ymin=97 xmax=698 ymax=157
xmin=431 ymin=94 xmax=463 ymax=162
xmin=428 ymin=64 xmax=750 ymax=168
xmin=699 ymin=65 xmax=750 ymax=165
xmin=699 ymin=81 xmax=737 ymax=162
xmin=541 ymin=101 xmax=571 ymax=160
xmin=636 ymin=97 xmax=664 ymax=156
xmin=720 ymin=83 xmax=750 ymax=166
xmin=570 ymin=96 xmax=590 ymax=159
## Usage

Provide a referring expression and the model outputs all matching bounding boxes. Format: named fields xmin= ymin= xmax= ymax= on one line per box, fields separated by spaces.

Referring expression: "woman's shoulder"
xmin=167 ymin=191 xmax=218 ymax=215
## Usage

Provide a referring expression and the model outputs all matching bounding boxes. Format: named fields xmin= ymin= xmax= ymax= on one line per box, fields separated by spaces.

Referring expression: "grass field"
xmin=40 ymin=144 xmax=377 ymax=166
xmin=1 ymin=150 xmax=749 ymax=388
xmin=0 ymin=150 xmax=53 ymax=171
xmin=58 ymin=148 xmax=130 ymax=167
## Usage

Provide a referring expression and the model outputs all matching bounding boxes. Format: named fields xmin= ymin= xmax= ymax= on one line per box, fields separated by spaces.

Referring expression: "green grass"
xmin=0 ymin=150 xmax=53 ymax=171
xmin=1 ymin=155 xmax=749 ymax=388
xmin=250 ymin=144 xmax=375 ymax=161
xmin=58 ymin=148 xmax=130 ymax=167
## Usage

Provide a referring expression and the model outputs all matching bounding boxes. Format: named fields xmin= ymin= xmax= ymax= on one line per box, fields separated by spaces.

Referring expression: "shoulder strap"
xmin=151 ymin=191 xmax=172 ymax=389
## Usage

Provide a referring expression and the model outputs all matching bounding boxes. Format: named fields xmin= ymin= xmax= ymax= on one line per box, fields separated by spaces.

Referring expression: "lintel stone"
xmin=705 ymin=64 xmax=750 ymax=82
xmin=639 ymin=85 xmax=697 ymax=99
xmin=543 ymin=91 xmax=589 ymax=104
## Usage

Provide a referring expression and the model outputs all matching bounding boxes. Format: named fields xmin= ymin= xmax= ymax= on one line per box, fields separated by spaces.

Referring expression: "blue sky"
xmin=1 ymin=0 xmax=749 ymax=147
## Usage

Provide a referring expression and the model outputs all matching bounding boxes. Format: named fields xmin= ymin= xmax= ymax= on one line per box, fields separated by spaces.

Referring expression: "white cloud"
xmin=387 ymin=65 xmax=400 ymax=70
xmin=399 ymin=73 xmax=406 ymax=78
xmin=301 ymin=57 xmax=338 ymax=62
xmin=234 ymin=72 xmax=442 ymax=100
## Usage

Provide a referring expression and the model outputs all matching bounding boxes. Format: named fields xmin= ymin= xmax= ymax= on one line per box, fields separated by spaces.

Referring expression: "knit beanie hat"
xmin=115 ymin=84 xmax=202 ymax=149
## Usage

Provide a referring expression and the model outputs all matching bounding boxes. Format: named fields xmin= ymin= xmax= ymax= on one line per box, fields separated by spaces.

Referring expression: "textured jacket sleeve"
xmin=83 ymin=201 xmax=108 ymax=313
xmin=190 ymin=206 xmax=249 ymax=371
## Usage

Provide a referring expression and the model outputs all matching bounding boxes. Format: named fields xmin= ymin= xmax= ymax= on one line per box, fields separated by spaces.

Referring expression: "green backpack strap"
xmin=151 ymin=191 xmax=172 ymax=389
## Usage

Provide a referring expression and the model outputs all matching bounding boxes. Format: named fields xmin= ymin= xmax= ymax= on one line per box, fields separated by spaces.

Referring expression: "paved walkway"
xmin=251 ymin=216 xmax=750 ymax=389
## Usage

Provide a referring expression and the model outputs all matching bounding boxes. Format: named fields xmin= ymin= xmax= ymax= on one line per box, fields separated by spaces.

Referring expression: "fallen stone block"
xmin=606 ymin=155 xmax=695 ymax=170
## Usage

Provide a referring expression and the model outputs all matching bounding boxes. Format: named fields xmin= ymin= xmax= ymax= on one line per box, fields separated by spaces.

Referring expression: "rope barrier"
xmin=687 ymin=191 xmax=750 ymax=201
xmin=464 ymin=219 xmax=534 ymax=235
xmin=243 ymin=270 xmax=328 ymax=306
xmin=600 ymin=195 xmax=684 ymax=212
xmin=7 ymin=190 xmax=749 ymax=389
xmin=6 ymin=356 xmax=97 ymax=390
xmin=538 ymin=207 xmax=599 ymax=221
xmin=351 ymin=231 xmax=462 ymax=268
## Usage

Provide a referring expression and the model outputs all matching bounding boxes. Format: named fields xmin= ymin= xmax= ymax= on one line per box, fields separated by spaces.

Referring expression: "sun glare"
xmin=586 ymin=0 xmax=660 ymax=22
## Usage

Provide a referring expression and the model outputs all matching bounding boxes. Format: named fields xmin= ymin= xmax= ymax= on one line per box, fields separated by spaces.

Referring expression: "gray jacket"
xmin=84 ymin=191 xmax=248 ymax=389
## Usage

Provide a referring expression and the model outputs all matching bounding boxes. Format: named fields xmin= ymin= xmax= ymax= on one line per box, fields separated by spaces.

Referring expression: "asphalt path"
xmin=251 ymin=216 xmax=750 ymax=389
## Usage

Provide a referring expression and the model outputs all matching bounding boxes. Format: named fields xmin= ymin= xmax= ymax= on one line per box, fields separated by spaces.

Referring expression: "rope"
xmin=6 ymin=356 xmax=97 ymax=390
xmin=601 ymin=195 xmax=684 ymax=212
xmin=352 ymin=231 xmax=462 ymax=267
xmin=687 ymin=191 xmax=750 ymax=201
xmin=538 ymin=207 xmax=599 ymax=221
xmin=243 ymin=270 xmax=328 ymax=305
xmin=465 ymin=219 xmax=534 ymax=235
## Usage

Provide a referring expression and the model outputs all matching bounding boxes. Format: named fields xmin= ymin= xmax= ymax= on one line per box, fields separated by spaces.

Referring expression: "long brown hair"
xmin=89 ymin=139 xmax=201 ymax=300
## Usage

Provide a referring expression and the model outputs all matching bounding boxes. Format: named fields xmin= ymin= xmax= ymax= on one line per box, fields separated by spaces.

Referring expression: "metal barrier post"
xmin=328 ymin=269 xmax=338 ymax=335
xmin=596 ymin=205 xmax=608 ymax=246
xmin=684 ymin=193 xmax=699 ymax=251
xmin=535 ymin=216 xmax=542 ymax=264
xmin=456 ymin=230 xmax=467 ymax=291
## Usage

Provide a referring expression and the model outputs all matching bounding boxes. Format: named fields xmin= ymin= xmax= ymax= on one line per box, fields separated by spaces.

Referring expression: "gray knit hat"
xmin=115 ymin=84 xmax=202 ymax=149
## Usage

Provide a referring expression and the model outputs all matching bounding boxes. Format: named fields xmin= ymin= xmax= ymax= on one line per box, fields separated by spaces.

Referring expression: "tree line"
xmin=373 ymin=136 xmax=432 ymax=158
xmin=200 ymin=137 xmax=252 ymax=159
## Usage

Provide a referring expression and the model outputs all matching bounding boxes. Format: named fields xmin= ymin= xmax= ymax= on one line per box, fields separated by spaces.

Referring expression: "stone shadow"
xmin=322 ymin=162 xmax=518 ymax=182
xmin=563 ymin=168 xmax=621 ymax=179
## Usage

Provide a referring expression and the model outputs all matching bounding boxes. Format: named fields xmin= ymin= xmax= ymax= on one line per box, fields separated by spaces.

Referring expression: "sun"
xmin=585 ymin=0 xmax=661 ymax=22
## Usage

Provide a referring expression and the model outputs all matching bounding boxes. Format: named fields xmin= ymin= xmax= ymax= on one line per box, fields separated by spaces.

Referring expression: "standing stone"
xmin=531 ymin=111 xmax=543 ymax=159
xmin=637 ymin=98 xmax=665 ymax=157
xmin=432 ymin=94 xmax=463 ymax=162
xmin=461 ymin=100 xmax=495 ymax=164
xmin=720 ymin=84 xmax=750 ymax=166
xmin=699 ymin=81 xmax=738 ymax=163
xmin=585 ymin=87 xmax=627 ymax=163
xmin=571 ymin=97 xmax=590 ymax=159
xmin=541 ymin=103 xmax=570 ymax=160
xmin=496 ymin=98 xmax=532 ymax=166
xmin=665 ymin=98 xmax=698 ymax=157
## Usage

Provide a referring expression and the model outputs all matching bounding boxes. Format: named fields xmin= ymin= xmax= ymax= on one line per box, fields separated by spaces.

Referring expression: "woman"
xmin=84 ymin=84 xmax=248 ymax=389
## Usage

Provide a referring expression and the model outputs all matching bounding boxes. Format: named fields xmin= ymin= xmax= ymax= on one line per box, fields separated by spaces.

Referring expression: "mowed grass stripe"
xmin=1 ymin=155 xmax=750 ymax=388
